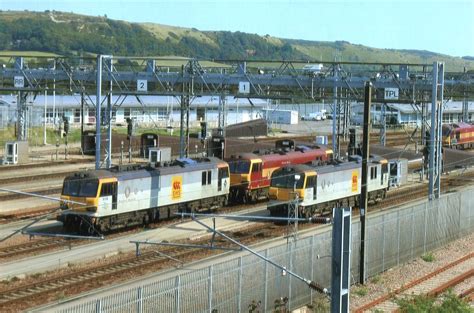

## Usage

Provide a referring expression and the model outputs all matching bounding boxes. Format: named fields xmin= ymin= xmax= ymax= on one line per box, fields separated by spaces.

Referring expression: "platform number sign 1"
xmin=239 ymin=81 xmax=250 ymax=94
xmin=137 ymin=79 xmax=147 ymax=92
xmin=14 ymin=76 xmax=25 ymax=88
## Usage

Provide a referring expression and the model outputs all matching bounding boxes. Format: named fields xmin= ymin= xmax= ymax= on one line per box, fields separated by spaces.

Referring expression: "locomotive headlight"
xmin=60 ymin=201 xmax=68 ymax=210
xmin=86 ymin=206 xmax=98 ymax=212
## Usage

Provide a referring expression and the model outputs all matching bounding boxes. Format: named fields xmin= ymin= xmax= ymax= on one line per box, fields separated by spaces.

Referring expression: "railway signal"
xmin=126 ymin=117 xmax=133 ymax=140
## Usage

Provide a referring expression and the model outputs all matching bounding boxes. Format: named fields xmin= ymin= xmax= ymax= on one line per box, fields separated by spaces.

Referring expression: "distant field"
xmin=0 ymin=50 xmax=60 ymax=57
xmin=0 ymin=51 xmax=230 ymax=69
xmin=0 ymin=51 xmax=60 ymax=64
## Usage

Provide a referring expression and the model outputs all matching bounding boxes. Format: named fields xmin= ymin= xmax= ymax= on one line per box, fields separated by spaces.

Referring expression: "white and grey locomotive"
xmin=59 ymin=157 xmax=229 ymax=233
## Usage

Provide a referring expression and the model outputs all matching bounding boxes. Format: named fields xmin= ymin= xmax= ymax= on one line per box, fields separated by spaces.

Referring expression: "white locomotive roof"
xmin=67 ymin=157 xmax=227 ymax=182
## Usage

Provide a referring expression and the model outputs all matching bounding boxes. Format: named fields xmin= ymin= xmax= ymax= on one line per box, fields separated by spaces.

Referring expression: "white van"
xmin=302 ymin=64 xmax=323 ymax=74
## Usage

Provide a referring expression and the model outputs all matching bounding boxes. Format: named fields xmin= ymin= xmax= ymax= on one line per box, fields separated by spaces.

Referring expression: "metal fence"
xmin=55 ymin=188 xmax=474 ymax=313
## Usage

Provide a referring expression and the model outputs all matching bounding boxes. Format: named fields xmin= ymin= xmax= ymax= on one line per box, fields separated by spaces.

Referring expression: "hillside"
xmin=0 ymin=10 xmax=472 ymax=71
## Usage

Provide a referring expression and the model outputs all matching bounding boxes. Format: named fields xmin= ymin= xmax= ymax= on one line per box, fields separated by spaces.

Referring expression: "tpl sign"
xmin=384 ymin=88 xmax=399 ymax=100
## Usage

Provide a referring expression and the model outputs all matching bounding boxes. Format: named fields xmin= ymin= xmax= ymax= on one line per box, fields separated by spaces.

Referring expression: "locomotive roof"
xmin=228 ymin=146 xmax=329 ymax=162
xmin=227 ymin=153 xmax=259 ymax=161
xmin=273 ymin=156 xmax=387 ymax=176
xmin=64 ymin=157 xmax=227 ymax=181
xmin=273 ymin=164 xmax=313 ymax=174
xmin=450 ymin=122 xmax=474 ymax=129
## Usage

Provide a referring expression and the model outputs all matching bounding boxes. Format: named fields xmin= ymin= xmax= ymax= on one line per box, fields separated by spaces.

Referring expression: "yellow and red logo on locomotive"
xmin=171 ymin=176 xmax=182 ymax=200
xmin=351 ymin=170 xmax=358 ymax=192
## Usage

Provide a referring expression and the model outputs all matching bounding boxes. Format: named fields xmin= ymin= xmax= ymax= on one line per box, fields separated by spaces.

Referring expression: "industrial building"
xmin=351 ymin=101 xmax=474 ymax=126
xmin=1 ymin=93 xmax=473 ymax=132
xmin=0 ymin=94 xmax=268 ymax=129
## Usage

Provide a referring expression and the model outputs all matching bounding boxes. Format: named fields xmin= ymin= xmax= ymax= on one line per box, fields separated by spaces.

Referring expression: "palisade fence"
xmin=55 ymin=187 xmax=474 ymax=313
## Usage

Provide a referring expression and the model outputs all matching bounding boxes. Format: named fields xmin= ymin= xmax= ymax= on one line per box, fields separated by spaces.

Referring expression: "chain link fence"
xmin=54 ymin=187 xmax=474 ymax=313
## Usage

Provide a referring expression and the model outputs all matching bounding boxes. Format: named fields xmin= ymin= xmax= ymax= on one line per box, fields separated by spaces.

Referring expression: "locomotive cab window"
xmin=63 ymin=178 xmax=99 ymax=197
xmin=202 ymin=170 xmax=212 ymax=186
xmin=100 ymin=182 xmax=117 ymax=210
xmin=382 ymin=163 xmax=388 ymax=184
xmin=229 ymin=160 xmax=250 ymax=174
xmin=218 ymin=167 xmax=229 ymax=179
xmin=306 ymin=175 xmax=317 ymax=200
xmin=100 ymin=183 xmax=113 ymax=197
xmin=218 ymin=167 xmax=228 ymax=192
xmin=251 ymin=162 xmax=261 ymax=173
xmin=370 ymin=167 xmax=377 ymax=180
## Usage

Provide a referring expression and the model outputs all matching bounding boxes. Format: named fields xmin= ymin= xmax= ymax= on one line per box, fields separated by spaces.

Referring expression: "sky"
xmin=1 ymin=0 xmax=473 ymax=57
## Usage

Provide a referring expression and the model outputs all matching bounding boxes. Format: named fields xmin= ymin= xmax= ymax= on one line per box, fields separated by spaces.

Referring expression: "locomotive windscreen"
xmin=229 ymin=160 xmax=251 ymax=174
xmin=442 ymin=125 xmax=452 ymax=136
xmin=271 ymin=170 xmax=305 ymax=189
xmin=62 ymin=178 xmax=99 ymax=197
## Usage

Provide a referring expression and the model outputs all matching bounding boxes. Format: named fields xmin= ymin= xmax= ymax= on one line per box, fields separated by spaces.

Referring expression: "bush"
xmin=353 ymin=285 xmax=368 ymax=297
xmin=421 ymin=252 xmax=435 ymax=262
xmin=396 ymin=290 xmax=472 ymax=313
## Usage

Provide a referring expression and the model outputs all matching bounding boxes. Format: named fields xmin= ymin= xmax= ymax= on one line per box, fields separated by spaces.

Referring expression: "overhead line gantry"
xmin=1 ymin=55 xmax=473 ymax=199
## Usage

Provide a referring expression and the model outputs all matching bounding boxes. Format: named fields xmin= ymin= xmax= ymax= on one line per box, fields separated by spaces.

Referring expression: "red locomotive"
xmin=227 ymin=141 xmax=333 ymax=202
xmin=442 ymin=122 xmax=474 ymax=148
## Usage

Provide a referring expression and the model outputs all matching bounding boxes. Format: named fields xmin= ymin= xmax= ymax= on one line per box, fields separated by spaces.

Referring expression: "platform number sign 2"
xmin=171 ymin=176 xmax=182 ymax=200
xmin=137 ymin=79 xmax=147 ymax=92
xmin=14 ymin=76 xmax=25 ymax=88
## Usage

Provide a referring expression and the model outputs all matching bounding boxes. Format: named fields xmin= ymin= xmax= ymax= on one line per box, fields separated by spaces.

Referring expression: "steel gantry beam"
xmin=428 ymin=62 xmax=445 ymax=200
xmin=1 ymin=56 xmax=471 ymax=174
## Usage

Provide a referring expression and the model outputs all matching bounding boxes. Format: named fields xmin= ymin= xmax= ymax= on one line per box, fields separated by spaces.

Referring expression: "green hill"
xmin=0 ymin=10 xmax=472 ymax=71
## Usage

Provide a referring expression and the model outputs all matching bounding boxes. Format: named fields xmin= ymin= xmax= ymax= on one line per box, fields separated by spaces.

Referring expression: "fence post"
xmin=137 ymin=287 xmax=143 ymax=313
xmin=238 ymin=256 xmax=243 ymax=313
xmin=175 ymin=276 xmax=180 ymax=313
xmin=423 ymin=202 xmax=428 ymax=253
xmin=263 ymin=249 xmax=268 ymax=312
xmin=397 ymin=211 xmax=400 ymax=266
xmin=95 ymin=299 xmax=102 ymax=313
xmin=310 ymin=235 xmax=315 ymax=304
xmin=208 ymin=265 xmax=213 ymax=313
xmin=382 ymin=214 xmax=386 ymax=272
xmin=288 ymin=243 xmax=293 ymax=311
xmin=411 ymin=207 xmax=415 ymax=259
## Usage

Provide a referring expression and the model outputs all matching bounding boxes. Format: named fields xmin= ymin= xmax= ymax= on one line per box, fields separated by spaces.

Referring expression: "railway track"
xmin=0 ymin=205 xmax=57 ymax=224
xmin=0 ymin=187 xmax=62 ymax=202
xmin=0 ymin=159 xmax=91 ymax=173
xmin=0 ymin=203 xmax=261 ymax=261
xmin=0 ymin=172 xmax=74 ymax=186
xmin=0 ymin=223 xmax=281 ymax=310
xmin=0 ymin=238 xmax=69 ymax=259
xmin=355 ymin=252 xmax=474 ymax=312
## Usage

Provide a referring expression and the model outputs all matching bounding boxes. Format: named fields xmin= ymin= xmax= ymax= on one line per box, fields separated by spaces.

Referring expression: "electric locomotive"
xmin=227 ymin=144 xmax=333 ymax=203
xmin=268 ymin=155 xmax=389 ymax=217
xmin=442 ymin=122 xmax=474 ymax=148
xmin=59 ymin=157 xmax=230 ymax=233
